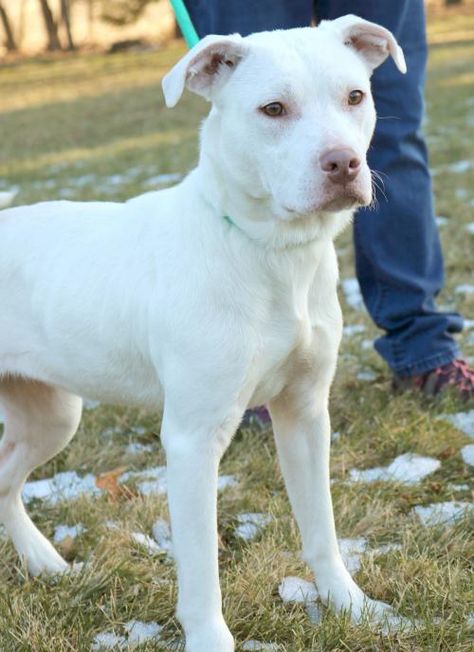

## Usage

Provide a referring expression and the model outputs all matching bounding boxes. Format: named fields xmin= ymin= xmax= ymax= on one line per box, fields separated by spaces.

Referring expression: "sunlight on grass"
xmin=0 ymin=45 xmax=186 ymax=113
xmin=0 ymin=128 xmax=196 ymax=176
xmin=439 ymin=70 xmax=474 ymax=87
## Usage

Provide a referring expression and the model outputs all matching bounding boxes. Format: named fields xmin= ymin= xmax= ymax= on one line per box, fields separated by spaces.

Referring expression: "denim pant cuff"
xmin=391 ymin=346 xmax=460 ymax=378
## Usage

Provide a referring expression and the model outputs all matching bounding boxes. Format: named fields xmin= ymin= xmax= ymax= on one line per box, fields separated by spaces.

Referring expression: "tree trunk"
xmin=0 ymin=2 xmax=17 ymax=51
xmin=61 ymin=0 xmax=75 ymax=50
xmin=87 ymin=0 xmax=94 ymax=40
xmin=17 ymin=0 xmax=28 ymax=47
xmin=38 ymin=0 xmax=62 ymax=51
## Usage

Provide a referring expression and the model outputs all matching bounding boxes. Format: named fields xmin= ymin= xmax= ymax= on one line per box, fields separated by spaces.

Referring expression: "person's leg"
xmin=184 ymin=0 xmax=312 ymax=37
xmin=316 ymin=0 xmax=463 ymax=376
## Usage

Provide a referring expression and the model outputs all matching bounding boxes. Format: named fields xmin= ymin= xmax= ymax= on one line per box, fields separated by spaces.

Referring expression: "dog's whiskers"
xmin=369 ymin=169 xmax=388 ymax=210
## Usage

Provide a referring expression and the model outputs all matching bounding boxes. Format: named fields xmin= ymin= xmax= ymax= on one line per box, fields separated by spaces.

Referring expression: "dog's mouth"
xmin=282 ymin=189 xmax=369 ymax=217
xmin=318 ymin=191 xmax=369 ymax=212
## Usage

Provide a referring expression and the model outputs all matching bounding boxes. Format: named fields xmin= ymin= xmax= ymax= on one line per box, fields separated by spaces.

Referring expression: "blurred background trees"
xmin=0 ymin=0 xmax=173 ymax=54
xmin=0 ymin=0 xmax=472 ymax=56
xmin=99 ymin=0 xmax=158 ymax=26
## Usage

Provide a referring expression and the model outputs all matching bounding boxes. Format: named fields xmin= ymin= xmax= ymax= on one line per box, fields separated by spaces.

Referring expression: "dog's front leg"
xmin=161 ymin=402 xmax=239 ymax=652
xmin=269 ymin=387 xmax=391 ymax=621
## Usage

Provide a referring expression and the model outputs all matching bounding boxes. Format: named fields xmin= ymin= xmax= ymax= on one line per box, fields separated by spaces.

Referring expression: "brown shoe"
xmin=393 ymin=359 xmax=474 ymax=400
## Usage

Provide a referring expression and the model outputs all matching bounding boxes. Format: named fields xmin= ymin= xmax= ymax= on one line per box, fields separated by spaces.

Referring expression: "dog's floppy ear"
xmin=326 ymin=14 xmax=407 ymax=74
xmin=162 ymin=34 xmax=247 ymax=107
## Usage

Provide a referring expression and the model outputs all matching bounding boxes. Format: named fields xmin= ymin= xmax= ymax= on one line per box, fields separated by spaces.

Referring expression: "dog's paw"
xmin=185 ymin=621 xmax=234 ymax=652
xmin=24 ymin=540 xmax=69 ymax=576
xmin=361 ymin=599 xmax=419 ymax=633
xmin=318 ymin=572 xmax=414 ymax=632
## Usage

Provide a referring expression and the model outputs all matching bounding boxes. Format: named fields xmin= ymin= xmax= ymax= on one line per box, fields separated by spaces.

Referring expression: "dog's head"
xmin=162 ymin=15 xmax=406 ymax=222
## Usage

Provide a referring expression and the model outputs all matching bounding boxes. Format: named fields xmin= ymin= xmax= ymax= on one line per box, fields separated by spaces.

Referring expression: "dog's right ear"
xmin=162 ymin=34 xmax=247 ymax=108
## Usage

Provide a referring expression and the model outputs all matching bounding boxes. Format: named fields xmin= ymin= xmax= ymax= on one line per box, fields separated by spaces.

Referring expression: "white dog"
xmin=0 ymin=16 xmax=406 ymax=651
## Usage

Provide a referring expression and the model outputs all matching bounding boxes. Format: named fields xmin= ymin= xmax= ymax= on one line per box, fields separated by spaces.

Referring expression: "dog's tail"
xmin=0 ymin=189 xmax=18 ymax=210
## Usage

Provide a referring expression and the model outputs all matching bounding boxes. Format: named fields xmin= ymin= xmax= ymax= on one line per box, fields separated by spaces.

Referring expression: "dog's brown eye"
xmin=348 ymin=90 xmax=364 ymax=106
xmin=261 ymin=102 xmax=285 ymax=117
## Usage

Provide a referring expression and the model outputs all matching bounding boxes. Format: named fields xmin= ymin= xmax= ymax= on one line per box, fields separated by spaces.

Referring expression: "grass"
xmin=0 ymin=12 xmax=474 ymax=652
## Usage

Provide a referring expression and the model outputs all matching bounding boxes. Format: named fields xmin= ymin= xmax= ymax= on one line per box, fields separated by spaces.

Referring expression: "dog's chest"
xmin=248 ymin=287 xmax=314 ymax=407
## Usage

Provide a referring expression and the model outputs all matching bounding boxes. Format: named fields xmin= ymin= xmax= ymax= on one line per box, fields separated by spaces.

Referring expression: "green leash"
xmin=169 ymin=0 xmax=200 ymax=47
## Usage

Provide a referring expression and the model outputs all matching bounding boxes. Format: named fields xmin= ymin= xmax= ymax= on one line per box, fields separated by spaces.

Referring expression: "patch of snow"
xmin=218 ymin=474 xmax=238 ymax=490
xmin=343 ymin=324 xmax=366 ymax=337
xmin=361 ymin=339 xmax=374 ymax=350
xmin=439 ymin=411 xmax=474 ymax=438
xmin=242 ymin=641 xmax=279 ymax=651
xmin=92 ymin=621 xmax=162 ymax=650
xmin=144 ymin=173 xmax=183 ymax=186
xmin=466 ymin=223 xmax=474 ymax=235
xmin=91 ymin=631 xmax=126 ymax=650
xmin=119 ymin=466 xmax=237 ymax=496
xmin=349 ymin=453 xmax=440 ymax=485
xmin=83 ymin=399 xmax=101 ymax=410
xmin=31 ymin=179 xmax=56 ymax=190
xmin=341 ymin=278 xmax=364 ymax=311
xmin=130 ymin=426 xmax=146 ymax=435
xmin=464 ymin=319 xmax=474 ymax=329
xmin=130 ymin=532 xmax=163 ymax=555
xmin=278 ymin=576 xmax=318 ymax=604
xmin=435 ymin=216 xmax=448 ymax=227
xmin=447 ymin=483 xmax=469 ymax=492
xmin=105 ymin=174 xmax=129 ymax=186
xmin=120 ymin=466 xmax=167 ymax=495
xmin=70 ymin=561 xmax=86 ymax=574
xmin=369 ymin=542 xmax=403 ymax=556
xmin=53 ymin=523 xmax=86 ymax=543
xmin=461 ymin=444 xmax=474 ymax=466
xmin=356 ymin=369 xmax=377 ymax=382
xmin=23 ymin=471 xmax=102 ymax=505
xmin=338 ymin=537 xmax=367 ymax=573
xmin=455 ymin=284 xmax=474 ymax=295
xmin=413 ymin=501 xmax=473 ymax=526
xmin=125 ymin=442 xmax=153 ymax=455
xmin=447 ymin=160 xmax=472 ymax=173
xmin=0 ymin=189 xmax=18 ymax=208
xmin=70 ymin=174 xmax=97 ymax=187
xmin=124 ymin=620 xmax=163 ymax=645
xmin=152 ymin=519 xmax=173 ymax=554
xmin=235 ymin=513 xmax=272 ymax=541
xmin=137 ymin=479 xmax=166 ymax=495
xmin=379 ymin=612 xmax=419 ymax=634
xmin=101 ymin=426 xmax=122 ymax=438
xmin=305 ymin=602 xmax=323 ymax=625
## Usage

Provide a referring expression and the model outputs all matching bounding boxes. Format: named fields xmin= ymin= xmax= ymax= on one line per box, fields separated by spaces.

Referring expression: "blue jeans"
xmin=184 ymin=0 xmax=463 ymax=375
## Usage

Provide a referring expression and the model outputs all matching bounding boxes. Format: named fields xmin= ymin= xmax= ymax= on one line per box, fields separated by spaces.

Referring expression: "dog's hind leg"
xmin=0 ymin=377 xmax=82 ymax=575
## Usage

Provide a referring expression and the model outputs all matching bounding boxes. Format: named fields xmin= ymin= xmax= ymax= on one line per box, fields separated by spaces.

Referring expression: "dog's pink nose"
xmin=320 ymin=148 xmax=361 ymax=184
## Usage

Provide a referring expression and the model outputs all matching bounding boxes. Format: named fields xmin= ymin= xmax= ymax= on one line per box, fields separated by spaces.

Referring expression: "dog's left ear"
xmin=162 ymin=34 xmax=247 ymax=107
xmin=326 ymin=14 xmax=407 ymax=74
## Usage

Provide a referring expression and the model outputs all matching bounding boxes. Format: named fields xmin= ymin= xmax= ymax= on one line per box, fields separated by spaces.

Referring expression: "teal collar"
xmin=222 ymin=213 xmax=322 ymax=249
xmin=222 ymin=215 xmax=235 ymax=228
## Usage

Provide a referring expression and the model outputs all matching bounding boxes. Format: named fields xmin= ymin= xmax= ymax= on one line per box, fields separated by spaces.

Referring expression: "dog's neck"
xmin=193 ymin=112 xmax=353 ymax=250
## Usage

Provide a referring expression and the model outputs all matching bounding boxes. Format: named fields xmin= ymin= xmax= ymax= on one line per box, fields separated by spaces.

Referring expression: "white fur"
xmin=0 ymin=17 xmax=405 ymax=651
